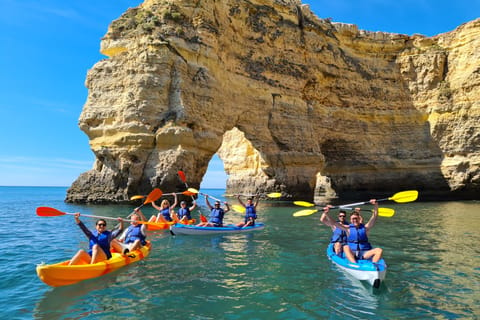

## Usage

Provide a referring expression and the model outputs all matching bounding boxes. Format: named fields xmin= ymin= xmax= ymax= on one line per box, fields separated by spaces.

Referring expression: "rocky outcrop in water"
xmin=66 ymin=0 xmax=480 ymax=203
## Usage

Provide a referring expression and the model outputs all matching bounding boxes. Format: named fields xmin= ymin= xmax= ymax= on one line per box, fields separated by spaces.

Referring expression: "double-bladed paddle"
xmin=293 ymin=207 xmax=395 ymax=217
xmin=292 ymin=190 xmax=418 ymax=217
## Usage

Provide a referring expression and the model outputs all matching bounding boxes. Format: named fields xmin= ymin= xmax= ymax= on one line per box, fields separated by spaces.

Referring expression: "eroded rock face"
xmin=66 ymin=0 xmax=480 ymax=203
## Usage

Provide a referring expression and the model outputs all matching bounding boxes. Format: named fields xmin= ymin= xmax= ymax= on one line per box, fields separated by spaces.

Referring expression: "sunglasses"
xmin=97 ymin=223 xmax=106 ymax=227
xmin=338 ymin=215 xmax=346 ymax=218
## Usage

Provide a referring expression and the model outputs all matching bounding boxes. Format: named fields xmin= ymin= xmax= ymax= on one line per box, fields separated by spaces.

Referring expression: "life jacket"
xmin=160 ymin=207 xmax=172 ymax=221
xmin=89 ymin=231 xmax=112 ymax=259
xmin=178 ymin=207 xmax=192 ymax=220
xmin=347 ymin=223 xmax=372 ymax=252
xmin=125 ymin=225 xmax=147 ymax=245
xmin=208 ymin=208 xmax=225 ymax=226
xmin=330 ymin=221 xmax=348 ymax=244
xmin=244 ymin=204 xmax=257 ymax=223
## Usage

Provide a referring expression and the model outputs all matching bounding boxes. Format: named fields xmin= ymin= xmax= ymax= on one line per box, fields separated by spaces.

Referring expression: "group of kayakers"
xmin=69 ymin=193 xmax=260 ymax=265
xmin=320 ymin=199 xmax=383 ymax=263
xmin=69 ymin=190 xmax=384 ymax=267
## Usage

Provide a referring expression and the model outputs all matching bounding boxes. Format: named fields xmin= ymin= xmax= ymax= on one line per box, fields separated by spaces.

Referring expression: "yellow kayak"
xmin=36 ymin=241 xmax=152 ymax=287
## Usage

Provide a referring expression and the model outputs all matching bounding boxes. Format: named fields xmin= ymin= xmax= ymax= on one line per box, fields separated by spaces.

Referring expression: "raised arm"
xmin=224 ymin=202 xmax=230 ymax=213
xmin=170 ymin=193 xmax=178 ymax=209
xmin=321 ymin=206 xmax=349 ymax=232
xmin=237 ymin=195 xmax=246 ymax=207
xmin=205 ymin=195 xmax=213 ymax=209
xmin=364 ymin=199 xmax=378 ymax=231
xmin=253 ymin=195 xmax=260 ymax=208
xmin=151 ymin=201 xmax=161 ymax=211
xmin=189 ymin=200 xmax=197 ymax=211
xmin=74 ymin=213 xmax=93 ymax=239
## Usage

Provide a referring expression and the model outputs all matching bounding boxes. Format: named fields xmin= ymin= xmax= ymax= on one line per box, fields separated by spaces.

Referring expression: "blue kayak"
xmin=170 ymin=223 xmax=265 ymax=235
xmin=326 ymin=243 xmax=387 ymax=288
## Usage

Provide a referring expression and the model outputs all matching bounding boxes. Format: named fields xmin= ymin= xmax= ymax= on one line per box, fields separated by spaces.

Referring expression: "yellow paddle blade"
xmin=188 ymin=188 xmax=199 ymax=194
xmin=130 ymin=195 xmax=145 ymax=200
xmin=293 ymin=201 xmax=315 ymax=207
xmin=293 ymin=209 xmax=318 ymax=217
xmin=232 ymin=204 xmax=246 ymax=213
xmin=378 ymin=207 xmax=395 ymax=217
xmin=389 ymin=190 xmax=418 ymax=203
xmin=266 ymin=192 xmax=282 ymax=198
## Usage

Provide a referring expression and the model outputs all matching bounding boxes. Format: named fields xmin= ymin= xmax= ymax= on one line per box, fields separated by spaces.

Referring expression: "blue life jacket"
xmin=89 ymin=231 xmax=112 ymax=259
xmin=178 ymin=207 xmax=192 ymax=220
xmin=244 ymin=204 xmax=257 ymax=223
xmin=330 ymin=221 xmax=348 ymax=244
xmin=347 ymin=224 xmax=372 ymax=252
xmin=208 ymin=208 xmax=225 ymax=226
xmin=125 ymin=225 xmax=146 ymax=245
xmin=160 ymin=207 xmax=172 ymax=221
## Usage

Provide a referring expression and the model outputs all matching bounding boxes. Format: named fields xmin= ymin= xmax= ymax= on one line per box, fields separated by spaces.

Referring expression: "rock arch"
xmin=66 ymin=1 xmax=480 ymax=203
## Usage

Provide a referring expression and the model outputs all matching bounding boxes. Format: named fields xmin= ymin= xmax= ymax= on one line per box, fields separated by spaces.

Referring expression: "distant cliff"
xmin=66 ymin=0 xmax=480 ymax=203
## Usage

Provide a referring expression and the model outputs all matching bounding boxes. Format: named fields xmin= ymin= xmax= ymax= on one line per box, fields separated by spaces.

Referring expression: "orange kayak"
xmin=146 ymin=216 xmax=195 ymax=231
xmin=36 ymin=241 xmax=152 ymax=287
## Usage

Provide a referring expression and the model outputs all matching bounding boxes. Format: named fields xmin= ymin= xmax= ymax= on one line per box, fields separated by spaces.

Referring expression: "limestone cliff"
xmin=66 ymin=0 xmax=480 ymax=203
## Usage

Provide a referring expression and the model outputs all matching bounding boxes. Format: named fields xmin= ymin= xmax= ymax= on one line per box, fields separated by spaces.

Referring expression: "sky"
xmin=0 ymin=0 xmax=478 ymax=188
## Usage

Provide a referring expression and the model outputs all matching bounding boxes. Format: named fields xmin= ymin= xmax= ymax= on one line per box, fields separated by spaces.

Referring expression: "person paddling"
xmin=321 ymin=199 xmax=383 ymax=263
xmin=235 ymin=195 xmax=259 ymax=227
xmin=197 ymin=195 xmax=230 ymax=227
xmin=69 ymin=213 xmax=124 ymax=265
xmin=175 ymin=200 xmax=197 ymax=223
xmin=111 ymin=208 xmax=147 ymax=254
xmin=151 ymin=194 xmax=178 ymax=223
xmin=320 ymin=209 xmax=349 ymax=255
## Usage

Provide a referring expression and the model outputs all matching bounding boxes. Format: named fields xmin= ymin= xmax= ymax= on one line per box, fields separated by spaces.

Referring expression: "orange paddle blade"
xmin=178 ymin=171 xmax=187 ymax=183
xmin=144 ymin=188 xmax=162 ymax=204
xmin=200 ymin=214 xmax=208 ymax=223
xmin=36 ymin=207 xmax=66 ymax=217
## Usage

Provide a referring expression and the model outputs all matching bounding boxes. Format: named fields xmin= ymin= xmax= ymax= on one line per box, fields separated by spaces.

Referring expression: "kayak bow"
xmin=326 ymin=243 xmax=387 ymax=288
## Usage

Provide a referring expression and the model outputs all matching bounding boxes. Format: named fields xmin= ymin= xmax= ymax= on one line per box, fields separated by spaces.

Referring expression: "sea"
xmin=1 ymin=186 xmax=479 ymax=319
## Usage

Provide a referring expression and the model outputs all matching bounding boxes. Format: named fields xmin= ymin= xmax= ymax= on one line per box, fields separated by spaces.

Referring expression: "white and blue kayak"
xmin=326 ymin=243 xmax=387 ymax=288
xmin=170 ymin=223 xmax=265 ymax=235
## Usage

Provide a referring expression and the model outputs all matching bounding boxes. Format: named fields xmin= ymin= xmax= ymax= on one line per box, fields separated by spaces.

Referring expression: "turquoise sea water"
xmin=1 ymin=186 xmax=479 ymax=319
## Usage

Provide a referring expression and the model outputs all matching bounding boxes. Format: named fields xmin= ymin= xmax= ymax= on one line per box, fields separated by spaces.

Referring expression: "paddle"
xmin=161 ymin=191 xmax=197 ymax=196
xmin=294 ymin=190 xmax=417 ymax=208
xmin=36 ymin=207 xmax=158 ymax=225
xmin=130 ymin=195 xmax=146 ymax=200
xmin=292 ymin=190 xmax=417 ymax=217
xmin=187 ymin=188 xmax=230 ymax=205
xmin=232 ymin=204 xmax=247 ymax=213
xmin=226 ymin=192 xmax=283 ymax=198
xmin=178 ymin=171 xmax=207 ymax=223
xmin=293 ymin=207 xmax=395 ymax=217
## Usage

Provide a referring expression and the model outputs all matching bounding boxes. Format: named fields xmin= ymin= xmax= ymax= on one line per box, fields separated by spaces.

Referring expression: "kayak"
xmin=146 ymin=219 xmax=195 ymax=231
xmin=326 ymin=243 xmax=387 ymax=288
xmin=36 ymin=241 xmax=152 ymax=287
xmin=170 ymin=223 xmax=265 ymax=235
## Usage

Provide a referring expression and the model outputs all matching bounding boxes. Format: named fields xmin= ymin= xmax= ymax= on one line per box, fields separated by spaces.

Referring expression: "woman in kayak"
xmin=197 ymin=195 xmax=230 ymax=227
xmin=320 ymin=209 xmax=349 ymax=255
xmin=68 ymin=213 xmax=124 ymax=265
xmin=235 ymin=195 xmax=259 ymax=227
xmin=151 ymin=194 xmax=178 ymax=223
xmin=321 ymin=199 xmax=383 ymax=263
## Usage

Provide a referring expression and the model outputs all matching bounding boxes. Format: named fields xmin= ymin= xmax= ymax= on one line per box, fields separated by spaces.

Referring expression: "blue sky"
xmin=0 ymin=1 xmax=477 ymax=188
